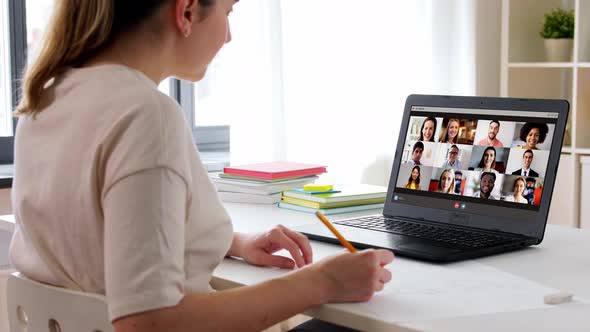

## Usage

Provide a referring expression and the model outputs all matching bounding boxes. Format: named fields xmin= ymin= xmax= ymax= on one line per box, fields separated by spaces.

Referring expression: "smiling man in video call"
xmin=512 ymin=149 xmax=539 ymax=177
xmin=473 ymin=172 xmax=499 ymax=200
xmin=477 ymin=120 xmax=504 ymax=147
xmin=407 ymin=141 xmax=424 ymax=166
xmin=441 ymin=144 xmax=462 ymax=170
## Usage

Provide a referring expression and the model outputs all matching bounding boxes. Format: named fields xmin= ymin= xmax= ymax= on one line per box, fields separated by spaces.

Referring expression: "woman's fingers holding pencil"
xmin=309 ymin=248 xmax=395 ymax=303
xmin=365 ymin=249 xmax=394 ymax=290
xmin=378 ymin=267 xmax=393 ymax=285
xmin=376 ymin=248 xmax=395 ymax=267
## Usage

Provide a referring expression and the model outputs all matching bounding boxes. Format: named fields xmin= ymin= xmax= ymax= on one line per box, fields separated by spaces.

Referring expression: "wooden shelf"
xmin=575 ymin=148 xmax=590 ymax=155
xmin=559 ymin=147 xmax=590 ymax=155
xmin=508 ymin=62 xmax=575 ymax=68
xmin=503 ymin=0 xmax=585 ymax=228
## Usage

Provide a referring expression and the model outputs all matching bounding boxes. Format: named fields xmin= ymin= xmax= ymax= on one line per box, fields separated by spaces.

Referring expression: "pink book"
xmin=223 ymin=161 xmax=327 ymax=180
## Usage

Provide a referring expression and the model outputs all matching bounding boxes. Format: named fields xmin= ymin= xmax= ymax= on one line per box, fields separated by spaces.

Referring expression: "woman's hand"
xmin=300 ymin=249 xmax=395 ymax=304
xmin=228 ymin=226 xmax=313 ymax=269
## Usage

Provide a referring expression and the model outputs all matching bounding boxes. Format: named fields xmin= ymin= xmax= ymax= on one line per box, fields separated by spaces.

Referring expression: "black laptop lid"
xmin=385 ymin=95 xmax=569 ymax=241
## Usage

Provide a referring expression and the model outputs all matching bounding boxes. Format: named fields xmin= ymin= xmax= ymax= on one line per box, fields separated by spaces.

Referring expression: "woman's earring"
xmin=184 ymin=30 xmax=190 ymax=38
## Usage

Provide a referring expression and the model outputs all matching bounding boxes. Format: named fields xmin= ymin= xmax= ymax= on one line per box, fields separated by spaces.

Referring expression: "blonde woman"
xmin=11 ymin=1 xmax=393 ymax=332
xmin=435 ymin=169 xmax=455 ymax=194
xmin=439 ymin=118 xmax=460 ymax=144
xmin=505 ymin=177 xmax=528 ymax=204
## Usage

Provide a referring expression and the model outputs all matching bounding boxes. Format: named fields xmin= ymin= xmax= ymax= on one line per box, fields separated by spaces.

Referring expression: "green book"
xmin=278 ymin=201 xmax=385 ymax=215
xmin=280 ymin=195 xmax=385 ymax=209
xmin=282 ymin=184 xmax=387 ymax=203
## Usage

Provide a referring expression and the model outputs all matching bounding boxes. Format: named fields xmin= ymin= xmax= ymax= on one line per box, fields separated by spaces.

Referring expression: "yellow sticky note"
xmin=303 ymin=184 xmax=333 ymax=191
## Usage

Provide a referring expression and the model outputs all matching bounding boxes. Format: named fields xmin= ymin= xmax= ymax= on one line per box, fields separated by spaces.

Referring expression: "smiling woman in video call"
xmin=405 ymin=166 xmax=421 ymax=189
xmin=10 ymin=1 xmax=394 ymax=331
xmin=518 ymin=122 xmax=549 ymax=150
xmin=474 ymin=146 xmax=499 ymax=173
xmin=435 ymin=169 xmax=456 ymax=194
xmin=439 ymin=118 xmax=460 ymax=144
xmin=504 ymin=177 xmax=528 ymax=204
xmin=419 ymin=117 xmax=437 ymax=142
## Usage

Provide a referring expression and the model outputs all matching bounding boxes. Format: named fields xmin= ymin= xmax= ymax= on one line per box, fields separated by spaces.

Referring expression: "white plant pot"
xmin=543 ymin=38 xmax=573 ymax=62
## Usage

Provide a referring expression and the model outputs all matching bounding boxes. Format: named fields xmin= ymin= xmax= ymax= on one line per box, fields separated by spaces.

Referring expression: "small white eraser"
xmin=544 ymin=291 xmax=573 ymax=305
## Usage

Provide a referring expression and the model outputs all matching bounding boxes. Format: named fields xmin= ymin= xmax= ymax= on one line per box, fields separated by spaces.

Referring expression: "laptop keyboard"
xmin=334 ymin=216 xmax=518 ymax=249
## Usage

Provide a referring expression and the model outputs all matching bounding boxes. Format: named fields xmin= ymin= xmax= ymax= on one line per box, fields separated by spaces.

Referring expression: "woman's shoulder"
xmin=100 ymin=66 xmax=185 ymax=129
xmin=65 ymin=65 xmax=181 ymax=115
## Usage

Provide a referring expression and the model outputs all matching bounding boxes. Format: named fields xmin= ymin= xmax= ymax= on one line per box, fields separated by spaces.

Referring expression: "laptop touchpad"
xmin=397 ymin=242 xmax=462 ymax=254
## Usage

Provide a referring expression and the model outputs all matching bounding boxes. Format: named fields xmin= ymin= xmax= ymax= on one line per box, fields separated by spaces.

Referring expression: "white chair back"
xmin=6 ymin=272 xmax=114 ymax=332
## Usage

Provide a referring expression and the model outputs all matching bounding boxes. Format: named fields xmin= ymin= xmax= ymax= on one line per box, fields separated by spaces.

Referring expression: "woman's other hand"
xmin=229 ymin=226 xmax=313 ymax=269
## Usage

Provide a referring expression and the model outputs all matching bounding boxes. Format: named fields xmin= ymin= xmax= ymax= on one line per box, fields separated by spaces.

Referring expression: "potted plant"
xmin=540 ymin=8 xmax=575 ymax=62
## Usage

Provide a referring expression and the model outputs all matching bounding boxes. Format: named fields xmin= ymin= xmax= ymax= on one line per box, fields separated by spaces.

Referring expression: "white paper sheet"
xmin=351 ymin=258 xmax=568 ymax=323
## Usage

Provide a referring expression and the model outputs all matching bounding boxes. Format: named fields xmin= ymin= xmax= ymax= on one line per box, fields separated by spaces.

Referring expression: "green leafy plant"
xmin=540 ymin=8 xmax=574 ymax=39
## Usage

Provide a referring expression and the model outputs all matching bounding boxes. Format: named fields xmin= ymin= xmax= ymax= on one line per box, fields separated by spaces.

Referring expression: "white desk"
xmin=1 ymin=206 xmax=590 ymax=331
xmin=215 ymin=203 xmax=590 ymax=332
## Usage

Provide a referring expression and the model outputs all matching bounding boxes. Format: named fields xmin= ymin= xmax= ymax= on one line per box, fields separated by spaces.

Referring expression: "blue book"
xmin=291 ymin=188 xmax=341 ymax=195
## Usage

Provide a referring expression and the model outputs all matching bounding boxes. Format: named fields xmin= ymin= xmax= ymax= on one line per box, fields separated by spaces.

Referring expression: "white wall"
xmin=360 ymin=1 xmax=503 ymax=186
xmin=475 ymin=0 xmax=502 ymax=97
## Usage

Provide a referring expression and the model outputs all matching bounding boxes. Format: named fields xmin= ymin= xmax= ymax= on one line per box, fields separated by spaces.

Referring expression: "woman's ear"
xmin=174 ymin=0 xmax=199 ymax=37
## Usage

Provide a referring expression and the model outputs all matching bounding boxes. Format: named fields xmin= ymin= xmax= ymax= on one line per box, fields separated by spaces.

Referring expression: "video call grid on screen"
xmin=394 ymin=106 xmax=558 ymax=211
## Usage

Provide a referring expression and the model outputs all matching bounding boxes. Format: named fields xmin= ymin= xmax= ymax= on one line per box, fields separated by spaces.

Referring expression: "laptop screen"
xmin=393 ymin=106 xmax=558 ymax=212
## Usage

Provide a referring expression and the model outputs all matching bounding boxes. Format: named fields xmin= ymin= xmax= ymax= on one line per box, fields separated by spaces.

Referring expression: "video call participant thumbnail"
xmin=441 ymin=144 xmax=462 ymax=170
xmin=433 ymin=168 xmax=456 ymax=194
xmin=405 ymin=166 xmax=421 ymax=190
xmin=518 ymin=123 xmax=549 ymax=150
xmin=419 ymin=117 xmax=437 ymax=142
xmin=504 ymin=176 xmax=528 ymax=204
xmin=477 ymin=120 xmax=504 ymax=147
xmin=407 ymin=141 xmax=424 ymax=166
xmin=454 ymin=171 xmax=463 ymax=195
xmin=473 ymin=147 xmax=499 ymax=174
xmin=511 ymin=149 xmax=539 ymax=177
xmin=439 ymin=118 xmax=460 ymax=144
xmin=473 ymin=172 xmax=499 ymax=200
xmin=524 ymin=177 xmax=537 ymax=205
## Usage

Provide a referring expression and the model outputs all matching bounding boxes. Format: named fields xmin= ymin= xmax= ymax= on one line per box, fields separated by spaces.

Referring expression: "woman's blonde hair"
xmin=437 ymin=168 xmax=456 ymax=193
xmin=438 ymin=118 xmax=460 ymax=144
xmin=15 ymin=0 xmax=212 ymax=116
xmin=513 ymin=177 xmax=526 ymax=190
xmin=16 ymin=1 xmax=114 ymax=116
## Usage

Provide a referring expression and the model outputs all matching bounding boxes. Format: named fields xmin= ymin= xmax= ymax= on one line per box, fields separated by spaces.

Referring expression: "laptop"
xmin=292 ymin=94 xmax=569 ymax=262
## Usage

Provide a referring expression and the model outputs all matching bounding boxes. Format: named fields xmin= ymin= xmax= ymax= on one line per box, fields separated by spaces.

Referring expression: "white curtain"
xmin=221 ymin=0 xmax=490 ymax=185
xmin=0 ymin=0 xmax=12 ymax=136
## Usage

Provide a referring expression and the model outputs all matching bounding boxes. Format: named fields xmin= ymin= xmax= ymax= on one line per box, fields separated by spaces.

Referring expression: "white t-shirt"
xmin=504 ymin=195 xmax=528 ymax=204
xmin=10 ymin=64 xmax=233 ymax=321
xmin=472 ymin=192 xmax=499 ymax=200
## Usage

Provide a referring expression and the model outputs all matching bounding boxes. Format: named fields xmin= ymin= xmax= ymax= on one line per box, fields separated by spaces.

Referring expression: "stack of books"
xmin=211 ymin=161 xmax=327 ymax=204
xmin=278 ymin=184 xmax=388 ymax=215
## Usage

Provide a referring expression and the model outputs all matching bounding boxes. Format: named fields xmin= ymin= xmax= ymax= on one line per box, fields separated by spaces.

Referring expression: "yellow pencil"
xmin=315 ymin=212 xmax=357 ymax=253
